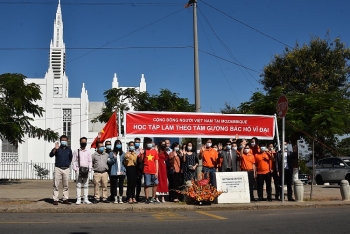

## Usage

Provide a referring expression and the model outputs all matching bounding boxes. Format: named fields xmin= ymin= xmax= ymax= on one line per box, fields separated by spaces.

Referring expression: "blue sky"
xmin=1 ymin=0 xmax=350 ymax=113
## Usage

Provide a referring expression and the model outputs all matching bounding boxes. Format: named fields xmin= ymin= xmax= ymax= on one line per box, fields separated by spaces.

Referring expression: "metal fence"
xmin=0 ymin=161 xmax=93 ymax=181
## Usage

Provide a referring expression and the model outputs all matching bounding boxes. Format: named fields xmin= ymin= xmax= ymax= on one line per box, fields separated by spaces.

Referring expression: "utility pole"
xmin=191 ymin=0 xmax=202 ymax=178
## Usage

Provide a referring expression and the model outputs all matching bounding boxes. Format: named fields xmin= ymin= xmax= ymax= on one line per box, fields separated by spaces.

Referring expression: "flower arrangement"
xmin=175 ymin=174 xmax=223 ymax=204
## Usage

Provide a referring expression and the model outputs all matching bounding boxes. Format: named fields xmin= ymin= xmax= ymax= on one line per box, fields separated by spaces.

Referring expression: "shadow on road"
xmin=0 ymin=179 xmax=23 ymax=185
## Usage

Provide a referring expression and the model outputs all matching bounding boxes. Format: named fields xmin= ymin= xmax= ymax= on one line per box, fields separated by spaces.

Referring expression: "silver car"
xmin=315 ymin=157 xmax=350 ymax=185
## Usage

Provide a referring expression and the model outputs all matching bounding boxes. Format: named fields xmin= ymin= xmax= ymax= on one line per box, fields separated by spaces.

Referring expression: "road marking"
xmin=152 ymin=211 xmax=187 ymax=220
xmin=195 ymin=211 xmax=228 ymax=220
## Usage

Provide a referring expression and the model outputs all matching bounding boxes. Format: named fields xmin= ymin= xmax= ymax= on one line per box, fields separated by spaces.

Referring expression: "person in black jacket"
xmin=275 ymin=142 xmax=298 ymax=201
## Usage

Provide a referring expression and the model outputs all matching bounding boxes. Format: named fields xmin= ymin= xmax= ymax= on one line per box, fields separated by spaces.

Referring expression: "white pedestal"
xmin=215 ymin=172 xmax=250 ymax=204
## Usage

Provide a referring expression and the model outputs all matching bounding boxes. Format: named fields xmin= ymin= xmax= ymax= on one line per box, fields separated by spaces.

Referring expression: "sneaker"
xmin=114 ymin=199 xmax=118 ymax=204
xmin=145 ymin=199 xmax=150 ymax=204
xmin=76 ymin=199 xmax=81 ymax=205
xmin=83 ymin=199 xmax=92 ymax=204
xmin=151 ymin=198 xmax=159 ymax=203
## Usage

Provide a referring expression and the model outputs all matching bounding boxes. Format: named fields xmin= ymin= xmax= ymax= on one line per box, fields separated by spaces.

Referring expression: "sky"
xmin=1 ymin=0 xmax=350 ymax=113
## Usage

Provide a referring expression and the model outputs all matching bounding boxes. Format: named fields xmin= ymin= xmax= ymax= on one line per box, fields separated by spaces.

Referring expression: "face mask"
xmin=106 ymin=145 xmax=112 ymax=150
xmin=98 ymin=147 xmax=105 ymax=152
xmin=187 ymin=147 xmax=192 ymax=151
xmin=284 ymin=145 xmax=288 ymax=149
xmin=80 ymin=142 xmax=87 ymax=148
xmin=239 ymin=145 xmax=243 ymax=149
xmin=60 ymin=141 xmax=67 ymax=146
xmin=260 ymin=147 xmax=266 ymax=151
xmin=269 ymin=147 xmax=273 ymax=151
xmin=147 ymin=143 xmax=153 ymax=149
xmin=116 ymin=144 xmax=122 ymax=149
xmin=226 ymin=145 xmax=231 ymax=150
xmin=206 ymin=143 xmax=212 ymax=148
xmin=244 ymin=149 xmax=250 ymax=153
xmin=160 ymin=145 xmax=166 ymax=149
xmin=129 ymin=146 xmax=135 ymax=151
xmin=174 ymin=147 xmax=179 ymax=151
xmin=232 ymin=147 xmax=237 ymax=151
xmin=251 ymin=143 xmax=256 ymax=147
xmin=135 ymin=143 xmax=140 ymax=148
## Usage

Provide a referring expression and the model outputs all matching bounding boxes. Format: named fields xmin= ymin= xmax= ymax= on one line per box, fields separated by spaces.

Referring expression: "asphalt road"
xmin=0 ymin=207 xmax=349 ymax=234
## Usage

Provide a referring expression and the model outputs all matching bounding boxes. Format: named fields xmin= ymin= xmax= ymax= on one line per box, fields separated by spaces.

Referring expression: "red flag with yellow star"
xmin=91 ymin=111 xmax=118 ymax=148
xmin=184 ymin=0 xmax=195 ymax=8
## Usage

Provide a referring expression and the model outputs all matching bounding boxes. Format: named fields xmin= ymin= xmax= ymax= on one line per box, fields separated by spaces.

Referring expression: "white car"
xmin=315 ymin=157 xmax=350 ymax=185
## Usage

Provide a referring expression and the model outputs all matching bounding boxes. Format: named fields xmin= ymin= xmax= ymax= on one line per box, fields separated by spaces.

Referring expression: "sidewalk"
xmin=0 ymin=180 xmax=349 ymax=213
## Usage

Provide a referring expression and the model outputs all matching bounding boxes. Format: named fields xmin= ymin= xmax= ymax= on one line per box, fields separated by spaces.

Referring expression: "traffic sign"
xmin=277 ymin=95 xmax=288 ymax=118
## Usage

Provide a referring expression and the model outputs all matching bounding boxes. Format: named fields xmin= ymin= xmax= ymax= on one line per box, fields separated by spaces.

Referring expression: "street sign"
xmin=277 ymin=95 xmax=288 ymax=118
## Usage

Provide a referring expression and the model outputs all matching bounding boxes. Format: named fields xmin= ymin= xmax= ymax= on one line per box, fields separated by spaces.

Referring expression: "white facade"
xmin=0 ymin=1 xmax=146 ymax=164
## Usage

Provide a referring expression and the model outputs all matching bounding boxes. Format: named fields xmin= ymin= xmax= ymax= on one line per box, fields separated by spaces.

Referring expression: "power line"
xmin=0 ymin=46 xmax=192 ymax=50
xmin=0 ymin=2 xmax=180 ymax=6
xmin=197 ymin=9 xmax=241 ymax=104
xmin=198 ymin=6 xmax=260 ymax=90
xmin=200 ymin=0 xmax=293 ymax=49
xmin=66 ymin=8 xmax=185 ymax=64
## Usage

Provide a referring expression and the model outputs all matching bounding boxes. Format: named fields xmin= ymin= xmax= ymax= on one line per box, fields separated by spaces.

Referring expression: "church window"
xmin=62 ymin=109 xmax=72 ymax=146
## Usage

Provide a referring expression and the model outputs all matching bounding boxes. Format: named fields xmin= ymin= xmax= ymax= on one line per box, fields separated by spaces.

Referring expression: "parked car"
xmin=315 ymin=157 xmax=350 ymax=185
xmin=298 ymin=173 xmax=311 ymax=184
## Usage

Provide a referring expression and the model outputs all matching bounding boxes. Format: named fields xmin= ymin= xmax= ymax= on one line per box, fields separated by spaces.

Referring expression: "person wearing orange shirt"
xmin=199 ymin=139 xmax=218 ymax=185
xmin=255 ymin=142 xmax=273 ymax=201
xmin=250 ymin=137 xmax=260 ymax=155
xmin=239 ymin=140 xmax=257 ymax=201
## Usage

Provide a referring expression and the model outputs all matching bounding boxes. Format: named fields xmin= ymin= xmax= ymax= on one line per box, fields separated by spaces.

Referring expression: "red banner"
xmin=125 ymin=111 xmax=275 ymax=139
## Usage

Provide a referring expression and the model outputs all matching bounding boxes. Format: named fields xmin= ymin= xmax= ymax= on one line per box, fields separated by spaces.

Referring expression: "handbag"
xmin=78 ymin=149 xmax=89 ymax=178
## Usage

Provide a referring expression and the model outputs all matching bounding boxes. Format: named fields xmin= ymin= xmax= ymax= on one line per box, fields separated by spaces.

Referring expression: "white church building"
xmin=0 ymin=1 xmax=146 ymax=177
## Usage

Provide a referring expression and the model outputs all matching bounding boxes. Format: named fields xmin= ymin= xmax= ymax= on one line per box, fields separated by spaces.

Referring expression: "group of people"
xmin=199 ymin=137 xmax=298 ymax=202
xmin=49 ymin=134 xmax=298 ymax=206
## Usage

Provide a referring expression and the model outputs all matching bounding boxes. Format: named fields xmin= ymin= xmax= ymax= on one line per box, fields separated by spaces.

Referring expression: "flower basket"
xmin=175 ymin=173 xmax=223 ymax=205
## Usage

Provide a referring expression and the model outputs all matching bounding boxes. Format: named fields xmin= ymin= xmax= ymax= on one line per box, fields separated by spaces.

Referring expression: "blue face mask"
xmin=260 ymin=147 xmax=266 ymax=151
xmin=60 ymin=141 xmax=67 ymax=146
xmin=116 ymin=144 xmax=122 ymax=149
xmin=129 ymin=146 xmax=135 ymax=151
xmin=98 ymin=147 xmax=105 ymax=152
xmin=147 ymin=143 xmax=153 ymax=149
xmin=226 ymin=145 xmax=231 ymax=150
xmin=135 ymin=143 xmax=140 ymax=148
xmin=106 ymin=145 xmax=112 ymax=150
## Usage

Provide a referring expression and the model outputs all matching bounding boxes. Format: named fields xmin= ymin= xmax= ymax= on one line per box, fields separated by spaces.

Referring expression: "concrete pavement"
xmin=0 ymin=180 xmax=349 ymax=213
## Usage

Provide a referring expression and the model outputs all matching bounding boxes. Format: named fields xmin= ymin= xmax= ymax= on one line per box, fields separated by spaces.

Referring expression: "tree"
xmin=237 ymin=36 xmax=350 ymax=156
xmin=93 ymin=88 xmax=195 ymax=133
xmin=220 ymin=102 xmax=240 ymax=114
xmin=0 ymin=73 xmax=59 ymax=147
xmin=337 ymin=137 xmax=350 ymax=156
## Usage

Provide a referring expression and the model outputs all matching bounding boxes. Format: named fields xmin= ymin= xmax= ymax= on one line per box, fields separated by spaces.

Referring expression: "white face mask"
xmin=251 ymin=143 xmax=256 ymax=147
xmin=187 ymin=147 xmax=192 ymax=151
xmin=260 ymin=147 xmax=266 ymax=151
xmin=244 ymin=149 xmax=250 ymax=153
xmin=206 ymin=143 xmax=212 ymax=148
xmin=284 ymin=145 xmax=288 ymax=149
xmin=232 ymin=147 xmax=237 ymax=151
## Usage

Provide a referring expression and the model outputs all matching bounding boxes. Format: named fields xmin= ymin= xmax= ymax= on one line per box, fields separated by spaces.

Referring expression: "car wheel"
xmin=316 ymin=175 xmax=324 ymax=185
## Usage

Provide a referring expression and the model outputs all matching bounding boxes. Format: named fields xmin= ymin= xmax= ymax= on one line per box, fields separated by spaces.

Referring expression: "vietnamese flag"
xmin=184 ymin=0 xmax=195 ymax=8
xmin=91 ymin=111 xmax=118 ymax=148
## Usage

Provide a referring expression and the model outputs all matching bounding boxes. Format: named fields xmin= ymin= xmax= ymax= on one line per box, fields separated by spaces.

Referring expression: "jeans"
xmin=202 ymin=167 xmax=216 ymax=185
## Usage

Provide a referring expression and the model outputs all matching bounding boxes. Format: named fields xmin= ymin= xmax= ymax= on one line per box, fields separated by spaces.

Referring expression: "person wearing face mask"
xmin=108 ymin=140 xmax=126 ymax=204
xmin=156 ymin=140 xmax=169 ymax=203
xmin=275 ymin=142 xmax=297 ymax=201
xmin=134 ymin=137 xmax=143 ymax=202
xmin=91 ymin=142 xmax=109 ymax=204
xmin=105 ymin=140 xmax=113 ymax=196
xmin=183 ymin=142 xmax=199 ymax=182
xmin=49 ymin=135 xmax=73 ymax=205
xmin=238 ymin=140 xmax=257 ymax=202
xmin=124 ymin=141 xmax=138 ymax=204
xmin=165 ymin=139 xmax=172 ymax=154
xmin=250 ymin=137 xmax=260 ymax=155
xmin=139 ymin=138 xmax=159 ymax=204
xmin=72 ymin=137 xmax=92 ymax=205
xmin=219 ymin=140 xmax=239 ymax=172
xmin=199 ymin=139 xmax=218 ymax=185
xmin=168 ymin=142 xmax=183 ymax=202
xmin=254 ymin=142 xmax=273 ymax=201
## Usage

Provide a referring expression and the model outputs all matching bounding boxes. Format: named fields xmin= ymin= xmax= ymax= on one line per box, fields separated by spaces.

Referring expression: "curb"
xmin=1 ymin=201 xmax=350 ymax=213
